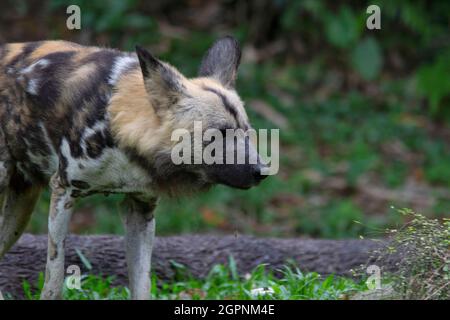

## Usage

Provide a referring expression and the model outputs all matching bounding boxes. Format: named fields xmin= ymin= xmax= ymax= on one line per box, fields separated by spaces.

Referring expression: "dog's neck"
xmin=108 ymin=68 xmax=174 ymax=161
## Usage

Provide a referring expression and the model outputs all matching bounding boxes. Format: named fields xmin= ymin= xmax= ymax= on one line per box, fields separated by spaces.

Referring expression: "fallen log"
xmin=0 ymin=233 xmax=388 ymax=299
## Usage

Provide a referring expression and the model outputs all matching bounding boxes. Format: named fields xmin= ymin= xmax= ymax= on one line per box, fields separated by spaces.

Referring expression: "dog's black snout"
xmin=253 ymin=166 xmax=268 ymax=183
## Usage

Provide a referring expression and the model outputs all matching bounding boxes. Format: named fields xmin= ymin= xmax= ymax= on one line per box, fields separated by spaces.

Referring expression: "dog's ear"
xmin=198 ymin=36 xmax=241 ymax=89
xmin=136 ymin=45 xmax=185 ymax=115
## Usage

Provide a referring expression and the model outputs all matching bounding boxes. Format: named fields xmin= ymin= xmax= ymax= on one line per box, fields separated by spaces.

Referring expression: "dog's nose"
xmin=253 ymin=165 xmax=268 ymax=183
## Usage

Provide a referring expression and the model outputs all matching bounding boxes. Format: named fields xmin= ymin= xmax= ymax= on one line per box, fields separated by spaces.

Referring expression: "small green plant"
xmin=373 ymin=208 xmax=449 ymax=300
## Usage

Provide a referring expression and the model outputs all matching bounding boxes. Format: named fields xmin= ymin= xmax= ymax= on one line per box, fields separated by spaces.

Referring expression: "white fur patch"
xmin=26 ymin=79 xmax=39 ymax=95
xmin=60 ymin=137 xmax=153 ymax=194
xmin=20 ymin=59 xmax=51 ymax=95
xmin=0 ymin=161 xmax=7 ymax=185
xmin=109 ymin=55 xmax=137 ymax=85
xmin=20 ymin=59 xmax=50 ymax=75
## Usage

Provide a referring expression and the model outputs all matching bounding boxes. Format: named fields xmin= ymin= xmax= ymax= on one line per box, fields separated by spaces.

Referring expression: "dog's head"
xmin=132 ymin=37 xmax=268 ymax=193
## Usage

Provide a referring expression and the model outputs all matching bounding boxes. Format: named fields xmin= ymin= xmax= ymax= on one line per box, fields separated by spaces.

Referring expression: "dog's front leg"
xmin=40 ymin=175 xmax=74 ymax=300
xmin=121 ymin=195 xmax=157 ymax=300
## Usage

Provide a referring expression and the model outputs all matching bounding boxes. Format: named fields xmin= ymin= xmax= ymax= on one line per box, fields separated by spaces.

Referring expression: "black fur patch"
xmin=58 ymin=154 xmax=70 ymax=186
xmin=124 ymin=147 xmax=211 ymax=197
xmin=71 ymin=180 xmax=90 ymax=189
xmin=203 ymin=86 xmax=239 ymax=123
xmin=85 ymin=130 xmax=106 ymax=158
xmin=6 ymin=42 xmax=42 ymax=70
xmin=27 ymin=51 xmax=76 ymax=107
xmin=135 ymin=45 xmax=159 ymax=78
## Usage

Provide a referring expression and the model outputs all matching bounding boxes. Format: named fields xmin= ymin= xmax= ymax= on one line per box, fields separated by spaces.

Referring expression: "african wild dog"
xmin=0 ymin=37 xmax=267 ymax=299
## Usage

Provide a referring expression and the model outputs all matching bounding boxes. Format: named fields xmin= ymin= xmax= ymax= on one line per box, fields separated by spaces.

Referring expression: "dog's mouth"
xmin=186 ymin=163 xmax=269 ymax=191
xmin=220 ymin=182 xmax=252 ymax=190
xmin=214 ymin=176 xmax=263 ymax=190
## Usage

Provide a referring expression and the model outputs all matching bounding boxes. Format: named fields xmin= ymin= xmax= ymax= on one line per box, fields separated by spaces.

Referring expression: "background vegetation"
xmin=0 ymin=0 xmax=449 ymax=239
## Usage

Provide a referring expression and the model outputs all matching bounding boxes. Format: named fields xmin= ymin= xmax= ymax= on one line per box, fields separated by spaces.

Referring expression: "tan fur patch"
xmin=2 ymin=43 xmax=25 ymax=64
xmin=108 ymin=69 xmax=174 ymax=158
xmin=30 ymin=40 xmax=82 ymax=60
xmin=73 ymin=62 xmax=96 ymax=80
xmin=70 ymin=47 xmax=102 ymax=64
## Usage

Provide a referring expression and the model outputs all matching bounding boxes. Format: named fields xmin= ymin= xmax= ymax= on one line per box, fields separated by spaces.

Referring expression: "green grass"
xmin=17 ymin=262 xmax=365 ymax=300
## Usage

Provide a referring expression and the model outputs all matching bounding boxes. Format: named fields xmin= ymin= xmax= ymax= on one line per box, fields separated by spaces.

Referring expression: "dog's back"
xmin=0 ymin=41 xmax=140 ymax=186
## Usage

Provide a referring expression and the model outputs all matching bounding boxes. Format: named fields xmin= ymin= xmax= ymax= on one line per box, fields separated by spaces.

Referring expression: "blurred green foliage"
xmin=2 ymin=0 xmax=448 ymax=238
xmin=417 ymin=50 xmax=450 ymax=117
